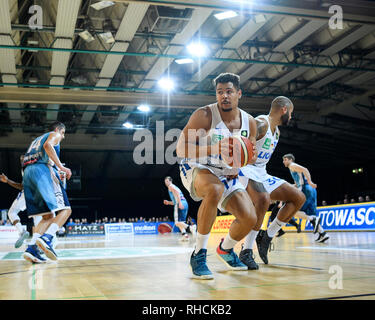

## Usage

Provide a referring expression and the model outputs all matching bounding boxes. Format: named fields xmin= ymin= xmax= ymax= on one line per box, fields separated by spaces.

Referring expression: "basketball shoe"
xmin=190 ymin=249 xmax=214 ymax=280
xmin=23 ymin=244 xmax=47 ymax=263
xmin=36 ymin=234 xmax=58 ymax=260
xmin=216 ymin=238 xmax=247 ymax=270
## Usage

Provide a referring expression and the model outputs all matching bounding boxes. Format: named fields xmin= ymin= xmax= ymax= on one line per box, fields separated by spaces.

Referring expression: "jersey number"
xmin=26 ymin=137 xmax=42 ymax=154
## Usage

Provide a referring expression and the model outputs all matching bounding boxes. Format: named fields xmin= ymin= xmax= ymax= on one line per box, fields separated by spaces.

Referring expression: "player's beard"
xmin=220 ymin=102 xmax=233 ymax=112
xmin=281 ymin=113 xmax=290 ymax=125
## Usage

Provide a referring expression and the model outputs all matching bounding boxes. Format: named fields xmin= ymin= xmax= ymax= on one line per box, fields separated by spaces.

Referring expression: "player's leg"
xmin=257 ymin=182 xmax=305 ymax=264
xmin=176 ymin=204 xmax=190 ymax=241
xmin=216 ymin=187 xmax=257 ymax=270
xmin=239 ymin=180 xmax=270 ymax=269
xmin=8 ymin=191 xmax=30 ymax=248
xmin=189 ymin=169 xmax=224 ymax=279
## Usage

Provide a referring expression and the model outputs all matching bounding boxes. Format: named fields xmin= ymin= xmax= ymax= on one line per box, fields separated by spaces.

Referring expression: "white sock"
xmin=29 ymin=233 xmax=41 ymax=245
xmin=45 ymin=223 xmax=59 ymax=237
xmin=243 ymin=230 xmax=259 ymax=250
xmin=318 ymin=224 xmax=324 ymax=233
xmin=194 ymin=232 xmax=210 ymax=254
xmin=306 ymin=215 xmax=313 ymax=221
xmin=221 ymin=233 xmax=238 ymax=251
xmin=267 ymin=218 xmax=286 ymax=238
xmin=15 ymin=222 xmax=24 ymax=235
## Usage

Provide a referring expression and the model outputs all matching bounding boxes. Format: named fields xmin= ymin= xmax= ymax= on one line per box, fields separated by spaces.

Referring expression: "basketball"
xmin=223 ymin=136 xmax=254 ymax=168
xmin=157 ymin=223 xmax=173 ymax=234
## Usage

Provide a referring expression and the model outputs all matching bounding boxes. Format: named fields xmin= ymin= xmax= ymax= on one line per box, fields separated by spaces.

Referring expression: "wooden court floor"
xmin=0 ymin=231 xmax=374 ymax=300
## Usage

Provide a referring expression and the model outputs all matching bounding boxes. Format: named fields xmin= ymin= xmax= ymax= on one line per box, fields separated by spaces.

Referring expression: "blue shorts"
xmin=301 ymin=184 xmax=317 ymax=216
xmin=174 ymin=200 xmax=188 ymax=223
xmin=23 ymin=163 xmax=70 ymax=217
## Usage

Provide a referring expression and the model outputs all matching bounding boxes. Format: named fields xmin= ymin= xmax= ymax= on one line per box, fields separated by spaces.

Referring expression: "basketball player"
xmin=163 ymin=176 xmax=195 ymax=241
xmin=238 ymin=96 xmax=306 ymax=268
xmin=282 ymin=154 xmax=329 ymax=243
xmin=176 ymin=73 xmax=258 ymax=279
xmin=0 ymin=157 xmax=43 ymax=248
xmin=22 ymin=121 xmax=72 ymax=263
xmin=269 ymin=201 xmax=301 ymax=237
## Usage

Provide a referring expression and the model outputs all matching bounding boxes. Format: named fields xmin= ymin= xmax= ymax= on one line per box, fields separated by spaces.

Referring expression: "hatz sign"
xmin=305 ymin=202 xmax=375 ymax=231
xmin=66 ymin=224 xmax=105 ymax=236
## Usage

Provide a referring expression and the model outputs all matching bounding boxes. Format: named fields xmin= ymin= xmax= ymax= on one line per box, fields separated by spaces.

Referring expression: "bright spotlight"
xmin=158 ymin=77 xmax=175 ymax=91
xmin=137 ymin=104 xmax=150 ymax=112
xmin=214 ymin=11 xmax=238 ymax=20
xmin=187 ymin=42 xmax=208 ymax=57
xmin=122 ymin=122 xmax=133 ymax=129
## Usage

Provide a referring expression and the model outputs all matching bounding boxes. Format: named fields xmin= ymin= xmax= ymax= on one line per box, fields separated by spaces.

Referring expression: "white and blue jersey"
xmin=289 ymin=169 xmax=317 ymax=216
xmin=169 ymin=184 xmax=188 ymax=223
xmin=22 ymin=132 xmax=70 ymax=217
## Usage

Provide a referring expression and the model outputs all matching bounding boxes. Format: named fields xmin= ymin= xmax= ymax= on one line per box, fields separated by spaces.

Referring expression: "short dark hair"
xmin=49 ymin=121 xmax=65 ymax=132
xmin=271 ymin=96 xmax=293 ymax=110
xmin=213 ymin=73 xmax=240 ymax=90
xmin=283 ymin=153 xmax=295 ymax=162
xmin=165 ymin=176 xmax=172 ymax=182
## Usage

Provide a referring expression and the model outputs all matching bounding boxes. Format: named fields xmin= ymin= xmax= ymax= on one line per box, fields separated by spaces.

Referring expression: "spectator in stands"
xmin=336 ymin=201 xmax=342 ymax=205
xmin=350 ymin=198 xmax=355 ymax=203
xmin=343 ymin=199 xmax=348 ymax=204
xmin=321 ymin=200 xmax=327 ymax=206
xmin=66 ymin=218 xmax=75 ymax=226
xmin=358 ymin=196 xmax=365 ymax=203
xmin=366 ymin=195 xmax=372 ymax=202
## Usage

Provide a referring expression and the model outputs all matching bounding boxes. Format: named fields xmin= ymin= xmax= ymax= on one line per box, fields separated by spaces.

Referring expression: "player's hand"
xmin=0 ymin=173 xmax=7 ymax=183
xmin=60 ymin=166 xmax=72 ymax=180
xmin=309 ymin=182 xmax=317 ymax=189
xmin=219 ymin=137 xmax=235 ymax=167
xmin=178 ymin=203 xmax=184 ymax=210
xmin=248 ymin=144 xmax=257 ymax=165
xmin=226 ymin=174 xmax=238 ymax=180
xmin=163 ymin=200 xmax=169 ymax=205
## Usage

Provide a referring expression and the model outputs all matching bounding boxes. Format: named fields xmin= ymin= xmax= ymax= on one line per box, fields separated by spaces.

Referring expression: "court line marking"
xmin=314 ymin=293 xmax=375 ymax=300
xmin=297 ymin=246 xmax=375 ymax=253
xmin=0 ymin=246 xmax=193 ymax=261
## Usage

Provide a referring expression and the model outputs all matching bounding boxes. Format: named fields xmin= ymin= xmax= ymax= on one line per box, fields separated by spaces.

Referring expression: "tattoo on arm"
xmin=256 ymin=119 xmax=268 ymax=140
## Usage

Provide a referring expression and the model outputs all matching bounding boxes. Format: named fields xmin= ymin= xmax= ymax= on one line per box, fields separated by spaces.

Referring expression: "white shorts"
xmin=239 ymin=165 xmax=286 ymax=194
xmin=179 ymin=162 xmax=246 ymax=213
xmin=8 ymin=191 xmax=26 ymax=216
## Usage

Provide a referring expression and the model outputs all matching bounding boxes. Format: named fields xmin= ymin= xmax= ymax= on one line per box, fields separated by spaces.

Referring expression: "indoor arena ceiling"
xmin=0 ymin=0 xmax=375 ymax=170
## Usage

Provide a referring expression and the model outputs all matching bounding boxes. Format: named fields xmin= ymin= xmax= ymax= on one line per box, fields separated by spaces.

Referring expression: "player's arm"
xmin=248 ymin=115 xmax=258 ymax=165
xmin=163 ymin=200 xmax=174 ymax=206
xmin=0 ymin=173 xmax=23 ymax=190
xmin=176 ymin=107 xmax=225 ymax=159
xmin=43 ymin=132 xmax=72 ymax=180
xmin=169 ymin=186 xmax=184 ymax=209
xmin=255 ymin=117 xmax=268 ymax=140
xmin=289 ymin=163 xmax=317 ymax=188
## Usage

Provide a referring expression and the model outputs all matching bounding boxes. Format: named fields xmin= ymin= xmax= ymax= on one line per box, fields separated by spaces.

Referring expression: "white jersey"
xmin=182 ymin=103 xmax=250 ymax=176
xmin=253 ymin=115 xmax=280 ymax=169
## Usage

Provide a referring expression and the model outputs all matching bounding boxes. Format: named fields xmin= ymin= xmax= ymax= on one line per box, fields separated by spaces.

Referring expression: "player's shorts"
xmin=173 ymin=200 xmax=189 ymax=223
xmin=300 ymin=184 xmax=317 ymax=216
xmin=8 ymin=190 xmax=26 ymax=217
xmin=179 ymin=162 xmax=246 ymax=213
xmin=23 ymin=163 xmax=70 ymax=217
xmin=239 ymin=165 xmax=286 ymax=194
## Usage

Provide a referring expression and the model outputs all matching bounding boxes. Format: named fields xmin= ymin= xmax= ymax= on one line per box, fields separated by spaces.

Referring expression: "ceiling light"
xmin=71 ymin=75 xmax=88 ymax=85
xmin=137 ymin=104 xmax=150 ymax=112
xmin=91 ymin=1 xmax=115 ymax=10
xmin=158 ymin=77 xmax=175 ymax=91
xmin=175 ymin=58 xmax=194 ymax=64
xmin=254 ymin=14 xmax=266 ymax=23
xmin=122 ymin=122 xmax=133 ymax=129
xmin=214 ymin=11 xmax=238 ymax=20
xmin=187 ymin=42 xmax=208 ymax=57
xmin=99 ymin=32 xmax=115 ymax=44
xmin=79 ymin=30 xmax=95 ymax=43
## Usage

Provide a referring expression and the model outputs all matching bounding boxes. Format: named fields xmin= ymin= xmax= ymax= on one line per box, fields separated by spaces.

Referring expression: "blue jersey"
xmin=23 ymin=132 xmax=60 ymax=168
xmin=168 ymin=184 xmax=187 ymax=206
xmin=289 ymin=169 xmax=308 ymax=189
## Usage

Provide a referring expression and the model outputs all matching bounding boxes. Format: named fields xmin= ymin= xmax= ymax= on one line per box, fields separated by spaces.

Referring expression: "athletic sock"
xmin=14 ymin=222 xmax=24 ymax=235
xmin=221 ymin=233 xmax=238 ymax=251
xmin=45 ymin=223 xmax=59 ymax=237
xmin=243 ymin=230 xmax=259 ymax=250
xmin=267 ymin=218 xmax=286 ymax=238
xmin=29 ymin=233 xmax=41 ymax=245
xmin=194 ymin=232 xmax=210 ymax=254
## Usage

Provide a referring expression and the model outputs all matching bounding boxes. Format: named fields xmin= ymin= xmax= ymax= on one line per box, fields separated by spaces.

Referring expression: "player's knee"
xmin=206 ymin=183 xmax=224 ymax=202
xmin=43 ymin=213 xmax=54 ymax=220
xmin=257 ymin=192 xmax=270 ymax=212
xmin=295 ymin=191 xmax=306 ymax=209
xmin=8 ymin=210 xmax=20 ymax=223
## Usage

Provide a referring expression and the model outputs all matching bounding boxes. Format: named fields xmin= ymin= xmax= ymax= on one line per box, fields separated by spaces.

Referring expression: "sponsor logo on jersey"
xmin=262 ymin=138 xmax=271 ymax=150
xmin=241 ymin=130 xmax=248 ymax=137
xmin=212 ymin=134 xmax=224 ymax=144
xmin=258 ymin=151 xmax=272 ymax=160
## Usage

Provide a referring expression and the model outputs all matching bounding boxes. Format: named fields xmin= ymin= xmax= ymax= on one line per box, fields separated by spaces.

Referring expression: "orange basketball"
xmin=157 ymin=223 xmax=173 ymax=234
xmin=227 ymin=136 xmax=254 ymax=168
